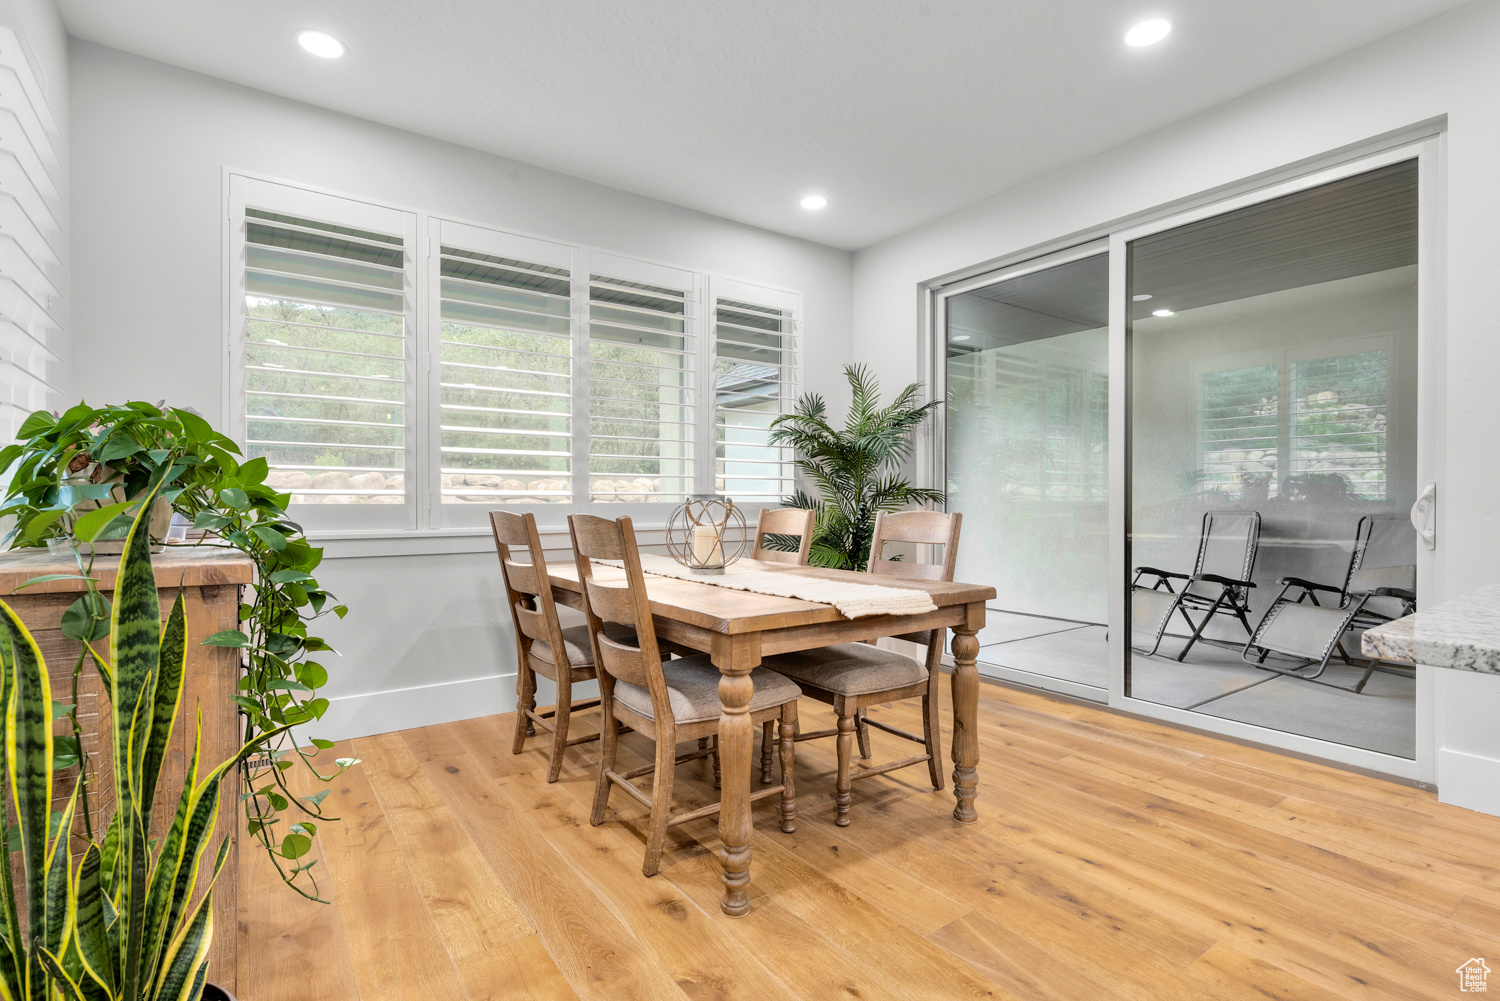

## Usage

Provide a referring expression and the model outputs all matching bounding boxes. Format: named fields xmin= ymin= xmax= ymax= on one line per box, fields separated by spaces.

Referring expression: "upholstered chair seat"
xmin=613 ymin=656 xmax=804 ymax=724
xmin=762 ymin=644 xmax=925 ymax=697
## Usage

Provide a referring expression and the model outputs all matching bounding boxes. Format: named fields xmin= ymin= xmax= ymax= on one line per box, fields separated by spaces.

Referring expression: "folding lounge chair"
xmin=1132 ymin=509 xmax=1262 ymax=661
xmin=1241 ymin=513 xmax=1417 ymax=693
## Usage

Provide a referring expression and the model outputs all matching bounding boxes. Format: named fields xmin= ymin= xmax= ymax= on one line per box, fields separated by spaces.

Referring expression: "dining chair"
xmin=491 ymin=510 xmax=641 ymax=783
xmin=761 ymin=509 xmax=960 ymax=826
xmin=569 ymin=512 xmax=804 ymax=877
xmin=751 ymin=506 xmax=816 ymax=565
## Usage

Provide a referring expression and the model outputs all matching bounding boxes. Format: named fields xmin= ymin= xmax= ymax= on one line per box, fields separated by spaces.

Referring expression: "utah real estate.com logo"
xmin=1458 ymin=958 xmax=1491 ymax=992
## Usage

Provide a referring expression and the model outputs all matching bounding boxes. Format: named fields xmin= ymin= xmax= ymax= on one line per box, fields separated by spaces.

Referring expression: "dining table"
xmin=545 ymin=556 xmax=997 ymax=916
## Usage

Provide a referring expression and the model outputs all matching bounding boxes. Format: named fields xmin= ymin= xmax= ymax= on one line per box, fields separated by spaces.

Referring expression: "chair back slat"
xmin=569 ymin=513 xmax=630 ymax=560
xmin=490 ymin=510 xmax=576 ymax=673
xmin=596 ymin=634 xmax=654 ymax=689
xmin=513 ymin=603 xmax=551 ymax=644
xmin=867 ymin=510 xmax=962 ymax=583
xmin=752 ymin=507 xmax=815 ymax=565
xmin=501 ymin=558 xmax=541 ymax=597
xmin=583 ymin=576 xmax=640 ymax=629
xmin=568 ymin=513 xmax=677 ymax=725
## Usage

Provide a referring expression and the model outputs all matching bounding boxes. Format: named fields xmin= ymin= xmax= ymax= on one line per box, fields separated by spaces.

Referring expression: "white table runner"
xmin=596 ymin=554 xmax=938 ymax=619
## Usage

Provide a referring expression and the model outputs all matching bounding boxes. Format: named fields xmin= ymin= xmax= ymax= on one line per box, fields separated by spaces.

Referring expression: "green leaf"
xmin=295 ymin=662 xmax=328 ymax=689
xmin=200 ymin=630 xmax=250 ymax=648
xmin=250 ymin=525 xmax=287 ymax=551
xmin=55 ymin=482 xmax=115 ymax=507
xmin=15 ymin=573 xmax=99 ymax=591
xmin=1 ymin=599 xmax=55 ymax=953
xmin=268 ymin=569 xmax=314 ymax=584
xmin=16 ymin=410 xmax=57 ymax=438
xmin=60 ymin=593 xmax=112 ymax=643
xmin=53 ymin=734 xmax=81 ymax=769
xmin=265 ymin=680 xmax=312 ymax=693
xmin=191 ymin=511 xmax=232 ymax=531
xmin=72 ymin=500 xmax=134 ymax=542
xmin=310 ymin=739 xmax=335 ymax=750
xmin=99 ymin=436 xmax=143 ymax=463
xmin=219 ymin=487 xmax=249 ymax=511
xmin=279 ymin=833 xmax=312 ymax=859
xmin=51 ymin=700 xmax=75 ymax=721
xmin=238 ymin=456 xmax=270 ymax=486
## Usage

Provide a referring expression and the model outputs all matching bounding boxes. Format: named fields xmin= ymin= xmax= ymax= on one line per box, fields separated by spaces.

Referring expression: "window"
xmin=714 ymin=295 xmax=797 ymax=501
xmin=1195 ymin=344 xmax=1391 ymax=502
xmin=437 ymin=243 xmax=574 ymax=504
xmin=587 ymin=263 xmax=697 ymax=503
xmin=228 ymin=177 xmax=802 ymax=533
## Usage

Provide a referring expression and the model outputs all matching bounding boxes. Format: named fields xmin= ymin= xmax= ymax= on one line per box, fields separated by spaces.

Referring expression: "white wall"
xmin=852 ymin=0 xmax=1500 ymax=805
xmin=68 ymin=40 xmax=853 ymax=740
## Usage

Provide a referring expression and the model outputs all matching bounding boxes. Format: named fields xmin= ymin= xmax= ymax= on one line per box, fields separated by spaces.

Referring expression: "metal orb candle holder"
xmin=665 ymin=496 xmax=747 ymax=574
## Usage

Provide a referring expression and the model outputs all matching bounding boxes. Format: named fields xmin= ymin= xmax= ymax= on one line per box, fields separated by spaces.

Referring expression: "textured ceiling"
xmin=59 ymin=0 xmax=1467 ymax=250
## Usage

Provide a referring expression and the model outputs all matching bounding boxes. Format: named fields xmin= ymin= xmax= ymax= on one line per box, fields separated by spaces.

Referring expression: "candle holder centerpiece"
xmin=665 ymin=495 xmax=747 ymax=575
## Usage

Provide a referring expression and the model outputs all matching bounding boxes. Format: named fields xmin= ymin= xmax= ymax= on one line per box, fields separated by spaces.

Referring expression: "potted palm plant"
xmin=0 ymin=493 xmax=291 ymax=1000
xmin=767 ymin=364 xmax=945 ymax=570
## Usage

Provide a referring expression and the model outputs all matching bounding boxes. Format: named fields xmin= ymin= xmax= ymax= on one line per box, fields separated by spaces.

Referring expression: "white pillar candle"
xmin=692 ymin=524 xmax=723 ymax=565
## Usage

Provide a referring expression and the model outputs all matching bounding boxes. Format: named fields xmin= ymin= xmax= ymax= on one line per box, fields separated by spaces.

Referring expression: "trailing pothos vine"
xmin=0 ymin=401 xmax=357 ymax=901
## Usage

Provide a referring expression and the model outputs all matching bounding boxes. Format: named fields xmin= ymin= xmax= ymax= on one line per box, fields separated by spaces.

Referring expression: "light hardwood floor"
xmin=237 ymin=679 xmax=1500 ymax=1000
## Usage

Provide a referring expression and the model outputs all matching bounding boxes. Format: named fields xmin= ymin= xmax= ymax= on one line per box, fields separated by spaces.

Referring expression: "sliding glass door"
xmin=1122 ymin=155 xmax=1424 ymax=763
xmin=937 ymin=137 xmax=1439 ymax=780
xmin=942 ymin=249 xmax=1110 ymax=699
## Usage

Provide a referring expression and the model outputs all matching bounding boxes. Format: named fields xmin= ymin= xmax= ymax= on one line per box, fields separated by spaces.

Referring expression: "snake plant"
xmin=0 ymin=492 xmax=288 ymax=1000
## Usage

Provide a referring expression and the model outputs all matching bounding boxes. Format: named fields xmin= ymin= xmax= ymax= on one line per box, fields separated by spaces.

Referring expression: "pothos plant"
xmin=0 ymin=401 xmax=356 ymax=902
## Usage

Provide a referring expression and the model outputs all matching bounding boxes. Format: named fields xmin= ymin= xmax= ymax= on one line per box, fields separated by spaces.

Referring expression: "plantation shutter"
xmin=0 ymin=33 xmax=60 ymax=442
xmin=232 ymin=177 xmax=417 ymax=530
xmin=712 ymin=293 xmax=798 ymax=501
xmin=438 ymin=245 xmax=574 ymax=504
xmin=1197 ymin=363 xmax=1279 ymax=496
xmin=1290 ymin=349 xmax=1389 ymax=501
xmin=586 ymin=258 xmax=698 ymax=502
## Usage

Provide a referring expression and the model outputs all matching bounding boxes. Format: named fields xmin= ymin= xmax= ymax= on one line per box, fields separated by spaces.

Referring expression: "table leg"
xmin=714 ymin=634 xmax=759 ymax=916
xmin=950 ymin=605 xmax=983 ymax=824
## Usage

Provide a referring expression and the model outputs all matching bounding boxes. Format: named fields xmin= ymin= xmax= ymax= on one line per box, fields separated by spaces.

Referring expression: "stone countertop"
xmin=1362 ymin=582 xmax=1500 ymax=674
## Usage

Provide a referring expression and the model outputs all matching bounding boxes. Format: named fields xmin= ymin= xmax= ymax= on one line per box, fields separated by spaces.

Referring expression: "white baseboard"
xmin=311 ymin=672 xmax=600 ymax=743
xmin=1437 ymin=746 xmax=1500 ymax=817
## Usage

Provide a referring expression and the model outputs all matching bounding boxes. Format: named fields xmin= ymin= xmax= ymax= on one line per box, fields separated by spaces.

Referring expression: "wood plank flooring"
xmin=237 ymin=680 xmax=1500 ymax=1000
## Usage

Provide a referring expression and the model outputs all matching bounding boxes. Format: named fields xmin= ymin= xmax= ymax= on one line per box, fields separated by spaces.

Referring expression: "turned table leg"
xmin=950 ymin=604 xmax=983 ymax=824
xmin=714 ymin=634 xmax=759 ymax=916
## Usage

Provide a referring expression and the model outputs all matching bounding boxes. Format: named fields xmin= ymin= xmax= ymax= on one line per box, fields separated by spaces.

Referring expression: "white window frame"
xmin=226 ymin=174 xmax=421 ymax=533
xmin=225 ymin=173 xmax=805 ymax=538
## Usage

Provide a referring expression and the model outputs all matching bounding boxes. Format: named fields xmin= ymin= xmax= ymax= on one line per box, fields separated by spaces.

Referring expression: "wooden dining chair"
xmin=491 ymin=510 xmax=642 ymax=783
xmin=751 ymin=506 xmax=816 ymax=565
xmin=761 ymin=509 xmax=961 ymax=826
xmin=569 ymin=513 xmax=804 ymax=877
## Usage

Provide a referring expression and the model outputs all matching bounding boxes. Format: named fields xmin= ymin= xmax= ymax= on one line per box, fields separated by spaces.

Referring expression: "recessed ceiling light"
xmin=297 ymin=30 xmax=347 ymax=58
xmin=1152 ymin=308 xmax=1176 ymax=317
xmin=800 ymin=195 xmax=828 ymax=210
xmin=1125 ymin=19 xmax=1171 ymax=47
xmin=951 ymin=334 xmax=971 ymax=342
xmin=1132 ymin=293 xmax=1153 ymax=301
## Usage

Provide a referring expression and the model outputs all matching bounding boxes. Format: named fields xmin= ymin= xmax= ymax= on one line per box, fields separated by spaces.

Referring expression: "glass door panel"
xmin=1125 ymin=159 xmax=1419 ymax=758
xmin=945 ymin=252 xmax=1109 ymax=697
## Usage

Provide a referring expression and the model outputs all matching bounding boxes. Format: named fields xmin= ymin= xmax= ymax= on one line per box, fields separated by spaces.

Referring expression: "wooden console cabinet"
xmin=0 ymin=546 xmax=253 ymax=993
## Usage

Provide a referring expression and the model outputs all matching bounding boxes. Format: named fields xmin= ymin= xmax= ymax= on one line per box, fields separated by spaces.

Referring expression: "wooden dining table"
xmin=545 ymin=556 xmax=996 ymax=916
